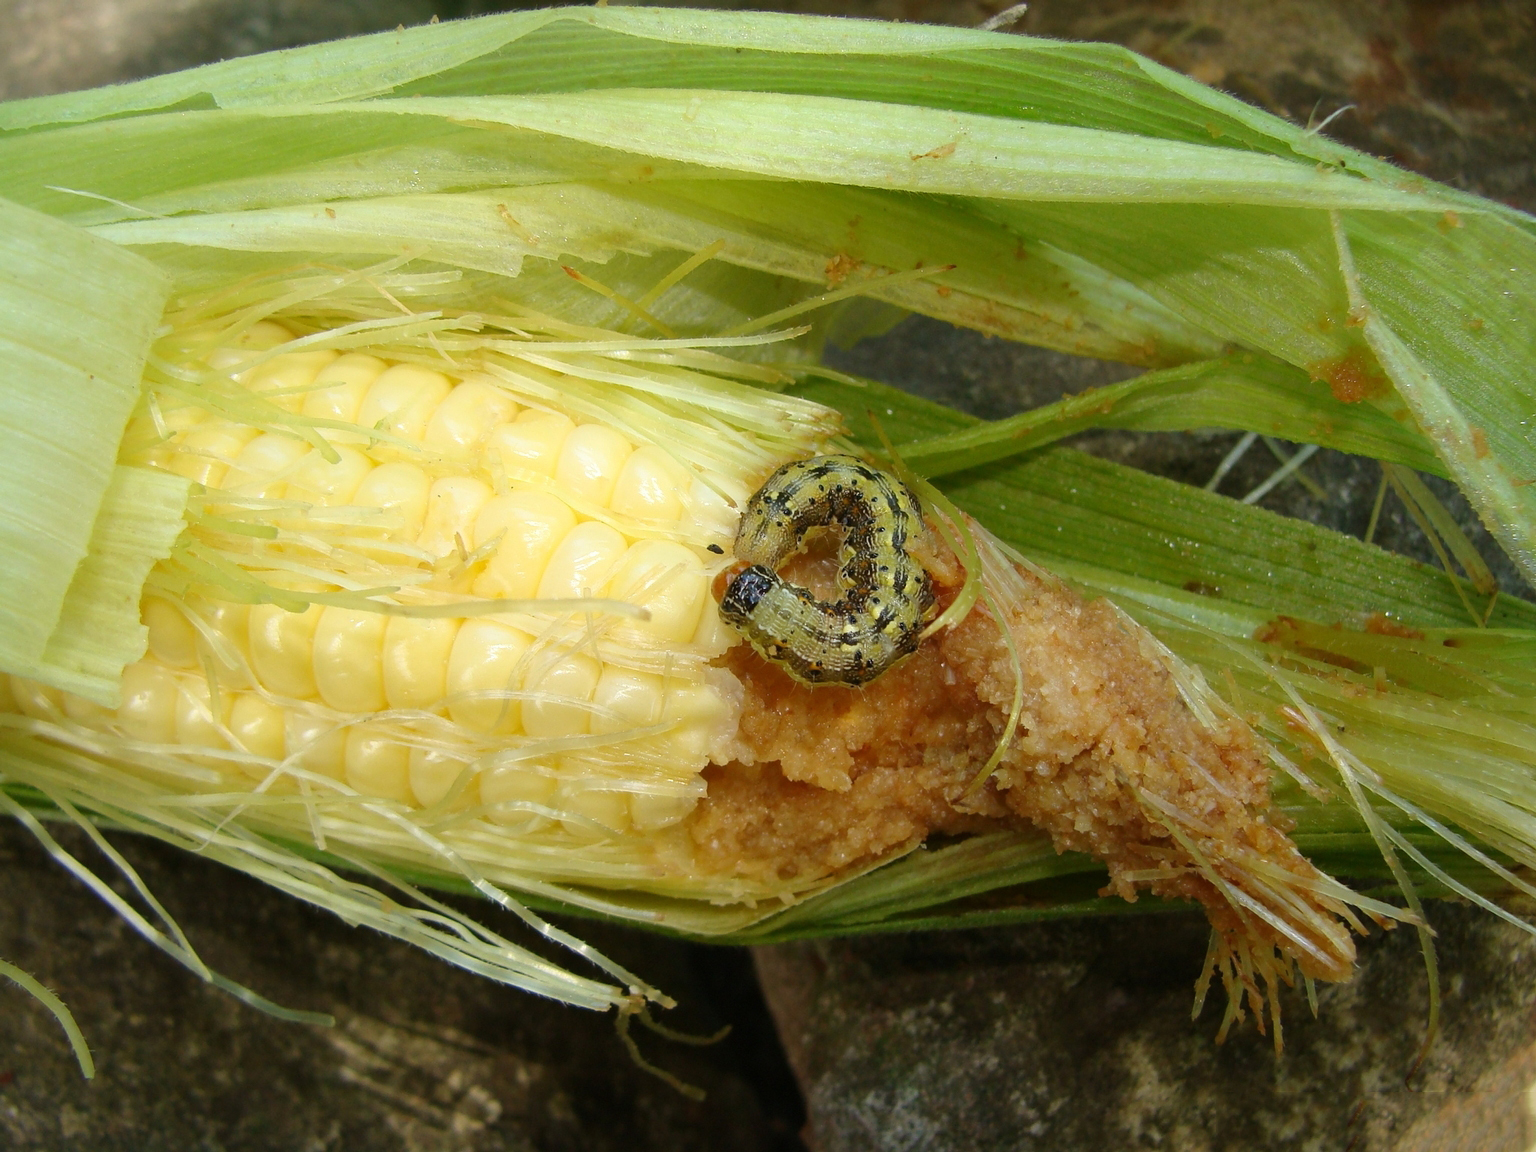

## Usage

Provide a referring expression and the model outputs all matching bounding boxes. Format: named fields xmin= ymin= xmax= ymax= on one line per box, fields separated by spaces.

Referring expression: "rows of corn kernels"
xmin=3 ymin=322 xmax=749 ymax=838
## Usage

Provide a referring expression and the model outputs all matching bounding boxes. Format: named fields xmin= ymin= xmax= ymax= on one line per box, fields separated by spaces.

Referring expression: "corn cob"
xmin=4 ymin=292 xmax=840 ymax=855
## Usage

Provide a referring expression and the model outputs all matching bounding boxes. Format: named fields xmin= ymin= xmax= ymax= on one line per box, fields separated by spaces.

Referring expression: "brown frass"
xmin=691 ymin=536 xmax=1355 ymax=984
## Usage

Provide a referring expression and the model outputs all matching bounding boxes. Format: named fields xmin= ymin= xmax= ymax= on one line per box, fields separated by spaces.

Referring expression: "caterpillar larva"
xmin=719 ymin=455 xmax=935 ymax=686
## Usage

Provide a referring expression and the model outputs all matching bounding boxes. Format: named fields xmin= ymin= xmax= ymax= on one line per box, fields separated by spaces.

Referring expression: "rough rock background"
xmin=2 ymin=2 xmax=1534 ymax=1150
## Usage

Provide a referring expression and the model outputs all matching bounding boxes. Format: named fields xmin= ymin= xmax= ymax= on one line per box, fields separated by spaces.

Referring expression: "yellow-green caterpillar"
xmin=720 ymin=455 xmax=935 ymax=686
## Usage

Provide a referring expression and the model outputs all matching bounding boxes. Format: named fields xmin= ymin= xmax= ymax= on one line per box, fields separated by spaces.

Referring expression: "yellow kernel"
xmin=684 ymin=475 xmax=743 ymax=539
xmin=206 ymin=320 xmax=294 ymax=370
xmin=224 ymin=432 xmax=311 ymax=498
xmin=471 ymin=490 xmax=578 ymax=600
xmin=242 ymin=349 xmax=340 ymax=414
xmin=554 ymin=424 xmax=632 ymax=506
xmin=122 ymin=417 xmax=174 ymax=472
xmin=344 ymin=726 xmax=412 ymax=802
xmin=352 ymin=460 xmax=431 ymax=538
xmin=313 ymin=607 xmax=387 ymax=713
xmin=657 ymin=685 xmax=731 ymax=762
xmin=480 ymin=764 xmax=557 ymax=825
xmin=382 ymin=616 xmax=460 ymax=710
xmin=189 ymin=598 xmax=254 ymax=690
xmin=288 ymin=444 xmax=374 ymax=506
xmin=249 ymin=604 xmax=322 ymax=699
xmin=170 ymin=423 xmax=259 ymax=487
xmin=285 ymin=713 xmax=346 ymax=781
xmin=143 ymin=597 xmax=199 ymax=668
xmin=116 ymin=662 xmax=179 ymax=742
xmin=612 ymin=445 xmax=689 ymax=522
xmin=10 ymin=678 xmax=63 ymax=721
xmin=300 ymin=352 xmax=387 ymax=426
xmin=692 ymin=601 xmax=736 ymax=658
xmin=61 ymin=691 xmax=113 ymax=727
xmin=357 ymin=363 xmax=452 ymax=443
xmin=522 ymin=652 xmax=601 ymax=738
xmin=158 ymin=403 xmax=211 ymax=436
xmin=535 ymin=520 xmax=627 ymax=600
xmin=229 ymin=694 xmax=286 ymax=769
xmin=408 ymin=747 xmax=473 ymax=807
xmin=446 ymin=619 xmax=532 ymax=733
xmin=417 ymin=476 xmax=493 ymax=560
xmin=559 ymin=786 xmax=631 ymax=837
xmin=591 ymin=667 xmax=664 ymax=736
xmin=142 ymin=445 xmax=176 ymax=472
xmin=174 ymin=683 xmax=229 ymax=751
xmin=423 ymin=374 xmax=520 ymax=455
xmin=484 ymin=409 xmax=574 ymax=479
xmin=629 ymin=792 xmax=698 ymax=831
xmin=606 ymin=540 xmax=707 ymax=643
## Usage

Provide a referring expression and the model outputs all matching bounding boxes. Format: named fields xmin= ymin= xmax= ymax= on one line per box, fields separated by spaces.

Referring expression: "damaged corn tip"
xmin=6 ymin=316 xmax=793 ymax=838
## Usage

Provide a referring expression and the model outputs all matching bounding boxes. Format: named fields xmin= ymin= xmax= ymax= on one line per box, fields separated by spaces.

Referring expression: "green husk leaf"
xmin=797 ymin=371 xmax=1533 ymax=629
xmin=899 ymin=353 xmax=1444 ymax=479
xmin=947 ymin=449 xmax=1529 ymax=628
xmin=0 ymin=197 xmax=170 ymax=685
xmin=1339 ymin=210 xmax=1536 ymax=585
xmin=330 ymin=92 xmax=1456 ymax=211
xmin=0 ymin=6 xmax=1520 ymax=231
xmin=32 ymin=466 xmax=191 ymax=707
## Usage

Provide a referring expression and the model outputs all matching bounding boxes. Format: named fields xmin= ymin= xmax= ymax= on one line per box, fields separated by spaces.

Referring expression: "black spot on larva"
xmin=720 ymin=455 xmax=934 ymax=687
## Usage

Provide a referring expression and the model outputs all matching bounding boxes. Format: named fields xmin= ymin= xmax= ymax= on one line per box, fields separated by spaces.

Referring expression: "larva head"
xmin=718 ymin=564 xmax=778 ymax=625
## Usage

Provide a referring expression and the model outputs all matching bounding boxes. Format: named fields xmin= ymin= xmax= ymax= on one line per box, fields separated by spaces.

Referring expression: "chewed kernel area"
xmin=691 ymin=550 xmax=1354 ymax=982
xmin=6 ymin=321 xmax=753 ymax=838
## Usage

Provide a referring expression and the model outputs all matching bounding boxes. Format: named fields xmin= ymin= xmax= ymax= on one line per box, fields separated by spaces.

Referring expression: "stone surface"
xmin=1015 ymin=0 xmax=1536 ymax=215
xmin=0 ymin=822 xmax=805 ymax=1151
xmin=756 ymin=902 xmax=1536 ymax=1152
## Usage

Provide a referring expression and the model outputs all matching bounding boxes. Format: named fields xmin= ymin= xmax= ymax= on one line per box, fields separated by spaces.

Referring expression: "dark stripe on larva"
xmin=719 ymin=455 xmax=935 ymax=686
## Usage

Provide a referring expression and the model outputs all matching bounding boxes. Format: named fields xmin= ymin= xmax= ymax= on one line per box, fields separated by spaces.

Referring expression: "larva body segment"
xmin=720 ymin=455 xmax=935 ymax=686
